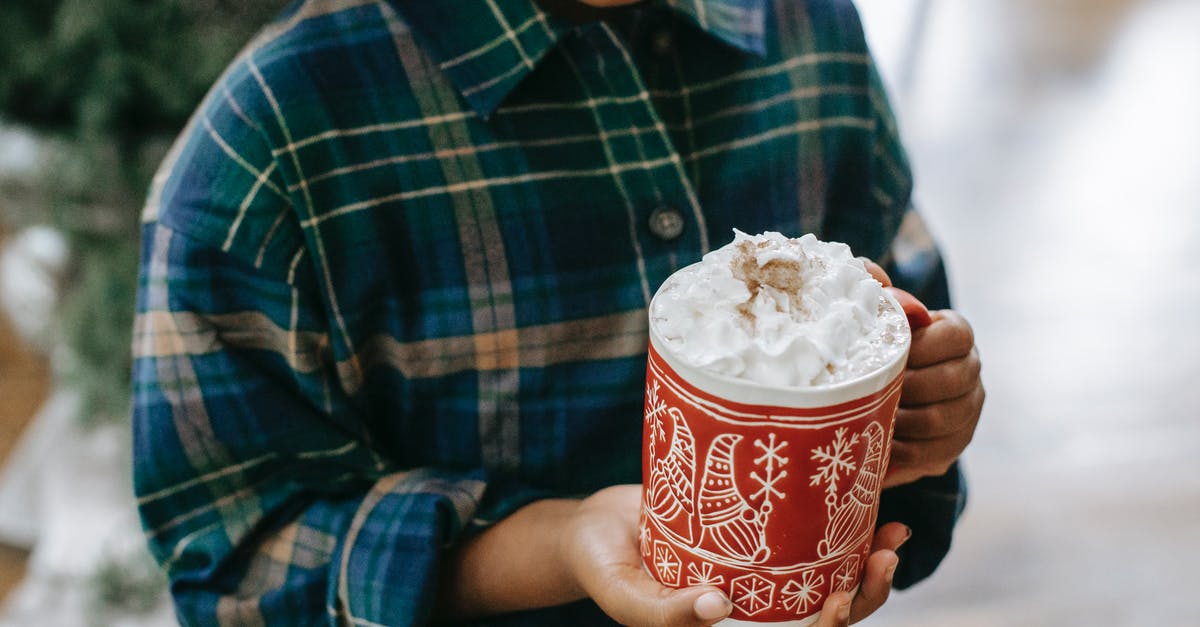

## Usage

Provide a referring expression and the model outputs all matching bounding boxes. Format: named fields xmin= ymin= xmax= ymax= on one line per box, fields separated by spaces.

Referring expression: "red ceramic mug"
xmin=640 ymin=290 xmax=911 ymax=625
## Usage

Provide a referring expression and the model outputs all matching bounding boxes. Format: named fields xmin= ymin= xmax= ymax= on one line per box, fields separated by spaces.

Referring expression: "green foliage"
xmin=58 ymin=234 xmax=143 ymax=425
xmin=0 ymin=0 xmax=285 ymax=422
xmin=90 ymin=526 xmax=169 ymax=621
xmin=0 ymin=0 xmax=282 ymax=142
xmin=0 ymin=2 xmax=289 ymax=611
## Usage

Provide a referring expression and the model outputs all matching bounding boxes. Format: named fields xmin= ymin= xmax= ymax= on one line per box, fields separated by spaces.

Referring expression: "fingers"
xmin=857 ymin=259 xmax=938 ymax=330
xmin=859 ymin=258 xmax=893 ymax=287
xmin=811 ymin=524 xmax=908 ymax=626
xmin=586 ymin=484 xmax=643 ymax=525
xmin=893 ymin=383 xmax=985 ymax=441
xmin=813 ymin=591 xmax=854 ymax=627
xmin=887 ymin=426 xmax=972 ymax=480
xmin=908 ymin=310 xmax=975 ymax=368
xmin=846 ymin=522 xmax=907 ymax=623
xmin=885 ymin=422 xmax=977 ymax=488
xmin=886 ymin=382 xmax=982 ymax=487
xmin=847 ymin=548 xmax=899 ymax=624
xmin=859 ymin=522 xmax=905 ymax=615
xmin=870 ymin=521 xmax=912 ymax=553
xmin=567 ymin=485 xmax=732 ymax=627
xmin=900 ymin=347 xmax=982 ymax=406
xmin=692 ymin=591 xmax=734 ymax=624
xmin=856 ymin=259 xmax=936 ymax=330
xmin=588 ymin=564 xmax=731 ymax=627
xmin=889 ymin=310 xmax=984 ymax=488
xmin=886 ymin=287 xmax=933 ymax=331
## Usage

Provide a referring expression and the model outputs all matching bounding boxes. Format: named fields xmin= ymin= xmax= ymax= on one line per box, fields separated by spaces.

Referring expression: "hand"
xmin=563 ymin=488 xmax=910 ymax=627
xmin=859 ymin=259 xmax=983 ymax=488
xmin=813 ymin=522 xmax=911 ymax=626
xmin=560 ymin=485 xmax=734 ymax=626
xmin=435 ymin=485 xmax=733 ymax=625
xmin=884 ymin=309 xmax=983 ymax=487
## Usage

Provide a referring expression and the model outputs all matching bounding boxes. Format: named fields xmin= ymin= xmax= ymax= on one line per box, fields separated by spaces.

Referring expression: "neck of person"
xmin=534 ymin=0 xmax=643 ymax=24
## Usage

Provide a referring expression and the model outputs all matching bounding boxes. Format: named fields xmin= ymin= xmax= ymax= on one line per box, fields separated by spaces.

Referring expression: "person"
xmin=131 ymin=1 xmax=984 ymax=625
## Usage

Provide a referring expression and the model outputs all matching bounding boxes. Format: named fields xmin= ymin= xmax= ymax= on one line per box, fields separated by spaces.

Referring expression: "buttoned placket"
xmin=560 ymin=22 xmax=710 ymax=303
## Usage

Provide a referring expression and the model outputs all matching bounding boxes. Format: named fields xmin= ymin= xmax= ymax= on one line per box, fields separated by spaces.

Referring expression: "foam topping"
xmin=650 ymin=231 xmax=909 ymax=387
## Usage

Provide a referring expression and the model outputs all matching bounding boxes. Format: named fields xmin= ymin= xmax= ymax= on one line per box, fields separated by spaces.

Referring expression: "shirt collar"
xmin=391 ymin=0 xmax=767 ymax=118
xmin=665 ymin=0 xmax=767 ymax=58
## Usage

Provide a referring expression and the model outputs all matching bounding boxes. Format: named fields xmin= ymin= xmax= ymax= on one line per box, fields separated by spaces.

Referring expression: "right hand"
xmin=562 ymin=486 xmax=908 ymax=627
xmin=435 ymin=485 xmax=732 ymax=625
xmin=439 ymin=484 xmax=903 ymax=626
xmin=560 ymin=485 xmax=734 ymax=626
xmin=810 ymin=521 xmax=910 ymax=627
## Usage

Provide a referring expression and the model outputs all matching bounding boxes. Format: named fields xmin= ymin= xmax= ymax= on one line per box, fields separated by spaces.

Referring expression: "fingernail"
xmin=898 ymin=525 xmax=913 ymax=548
xmin=838 ymin=599 xmax=852 ymax=621
xmin=885 ymin=556 xmax=899 ymax=583
xmin=694 ymin=591 xmax=732 ymax=621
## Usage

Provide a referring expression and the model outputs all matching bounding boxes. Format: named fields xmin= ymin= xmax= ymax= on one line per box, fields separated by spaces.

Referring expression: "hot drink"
xmin=640 ymin=231 xmax=912 ymax=625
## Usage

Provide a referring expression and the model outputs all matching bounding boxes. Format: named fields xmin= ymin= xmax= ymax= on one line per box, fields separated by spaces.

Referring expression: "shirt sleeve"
xmin=132 ymin=89 xmax=541 ymax=626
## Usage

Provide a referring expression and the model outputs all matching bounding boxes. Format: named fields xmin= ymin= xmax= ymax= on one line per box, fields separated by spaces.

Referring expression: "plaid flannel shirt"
xmin=132 ymin=1 xmax=966 ymax=625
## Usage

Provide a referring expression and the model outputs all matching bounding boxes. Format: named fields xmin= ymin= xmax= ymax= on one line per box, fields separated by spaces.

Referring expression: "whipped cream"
xmin=650 ymin=231 xmax=909 ymax=387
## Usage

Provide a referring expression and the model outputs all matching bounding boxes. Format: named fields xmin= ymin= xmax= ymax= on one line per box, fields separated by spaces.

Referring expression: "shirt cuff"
xmin=328 ymin=468 xmax=488 ymax=626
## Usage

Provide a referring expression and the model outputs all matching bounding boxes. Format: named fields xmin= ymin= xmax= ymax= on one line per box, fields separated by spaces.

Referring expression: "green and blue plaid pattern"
xmin=133 ymin=1 xmax=964 ymax=625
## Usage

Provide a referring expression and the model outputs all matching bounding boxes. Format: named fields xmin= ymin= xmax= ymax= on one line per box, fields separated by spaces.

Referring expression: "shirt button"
xmin=648 ymin=206 xmax=685 ymax=241
xmin=651 ymin=29 xmax=673 ymax=56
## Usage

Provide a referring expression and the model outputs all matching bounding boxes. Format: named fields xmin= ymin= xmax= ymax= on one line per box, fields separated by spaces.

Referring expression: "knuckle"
xmin=862 ymin=575 xmax=890 ymax=606
xmin=962 ymin=384 xmax=986 ymax=424
xmin=965 ymin=402 xmax=983 ymax=437
xmin=925 ymin=403 xmax=948 ymax=436
xmin=896 ymin=408 xmax=928 ymax=438
xmin=964 ymin=351 xmax=982 ymax=383
xmin=952 ymin=323 xmax=974 ymax=354
xmin=656 ymin=606 xmax=682 ymax=627
xmin=887 ymin=443 xmax=911 ymax=467
xmin=973 ymin=385 xmax=986 ymax=412
xmin=937 ymin=311 xmax=974 ymax=353
xmin=921 ymin=458 xmax=955 ymax=480
xmin=948 ymin=361 xmax=976 ymax=395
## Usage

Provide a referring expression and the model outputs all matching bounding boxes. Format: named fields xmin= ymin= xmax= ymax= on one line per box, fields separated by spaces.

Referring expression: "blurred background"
xmin=0 ymin=1 xmax=1196 ymax=625
xmin=0 ymin=3 xmax=282 ymax=625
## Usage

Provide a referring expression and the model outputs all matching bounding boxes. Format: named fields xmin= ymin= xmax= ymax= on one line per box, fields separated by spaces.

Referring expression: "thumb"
xmin=589 ymin=563 xmax=731 ymax=627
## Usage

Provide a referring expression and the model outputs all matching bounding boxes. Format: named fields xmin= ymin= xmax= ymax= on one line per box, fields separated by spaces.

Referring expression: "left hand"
xmin=860 ymin=260 xmax=984 ymax=489
xmin=884 ymin=309 xmax=983 ymax=488
xmin=812 ymin=521 xmax=911 ymax=626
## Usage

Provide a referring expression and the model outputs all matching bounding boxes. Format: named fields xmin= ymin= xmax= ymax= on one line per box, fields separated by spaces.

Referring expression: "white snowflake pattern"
xmin=750 ymin=433 xmax=789 ymax=506
xmin=730 ymin=573 xmax=775 ymax=616
xmin=685 ymin=561 xmax=726 ymax=587
xmin=638 ymin=521 xmax=652 ymax=558
xmin=645 ymin=381 xmax=669 ymax=458
xmin=810 ymin=427 xmax=860 ymax=509
xmin=780 ymin=570 xmax=825 ymax=615
xmin=831 ymin=555 xmax=861 ymax=593
xmin=653 ymin=541 xmax=681 ymax=586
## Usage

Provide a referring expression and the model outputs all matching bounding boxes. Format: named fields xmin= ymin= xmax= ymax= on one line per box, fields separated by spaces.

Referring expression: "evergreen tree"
xmin=0 ymin=1 xmax=284 ymax=422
